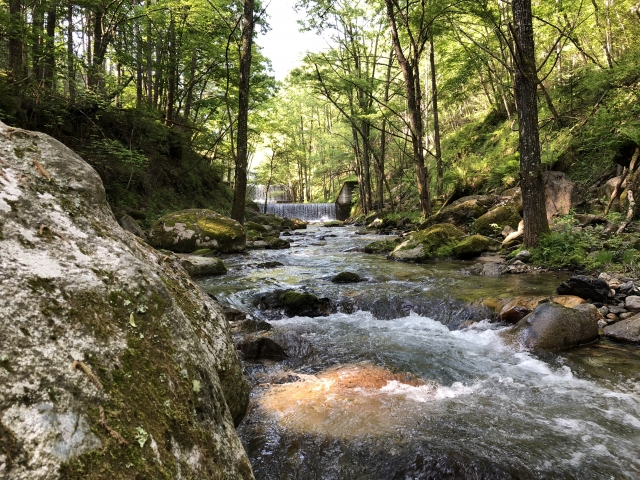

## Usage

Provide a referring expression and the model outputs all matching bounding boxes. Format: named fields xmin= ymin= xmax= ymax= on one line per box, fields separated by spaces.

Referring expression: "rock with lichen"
xmin=0 ymin=121 xmax=253 ymax=480
xmin=147 ymin=209 xmax=245 ymax=254
xmin=388 ymin=224 xmax=465 ymax=262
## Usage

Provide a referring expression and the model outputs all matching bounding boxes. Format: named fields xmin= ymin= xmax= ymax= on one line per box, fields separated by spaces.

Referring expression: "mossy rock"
xmin=331 ymin=271 xmax=362 ymax=283
xmin=265 ymin=236 xmax=290 ymax=249
xmin=245 ymin=211 xmax=283 ymax=228
xmin=389 ymin=223 xmax=465 ymax=262
xmin=323 ymin=220 xmax=345 ymax=227
xmin=147 ymin=209 xmax=245 ymax=253
xmin=281 ymin=217 xmax=307 ymax=230
xmin=245 ymin=221 xmax=268 ymax=233
xmin=452 ymin=235 xmax=492 ymax=259
xmin=364 ymin=239 xmax=401 ymax=254
xmin=472 ymin=205 xmax=522 ymax=236
xmin=278 ymin=291 xmax=333 ymax=317
xmin=420 ymin=195 xmax=498 ymax=231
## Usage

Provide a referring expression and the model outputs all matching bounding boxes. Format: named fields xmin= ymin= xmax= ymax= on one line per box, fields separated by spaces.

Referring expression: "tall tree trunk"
xmin=512 ymin=0 xmax=549 ymax=247
xmin=89 ymin=8 xmax=106 ymax=90
xmin=165 ymin=15 xmax=176 ymax=123
xmin=135 ymin=23 xmax=143 ymax=108
xmin=44 ymin=6 xmax=56 ymax=89
xmin=33 ymin=3 xmax=45 ymax=82
xmin=9 ymin=0 xmax=24 ymax=81
xmin=146 ymin=0 xmax=153 ymax=105
xmin=384 ymin=0 xmax=431 ymax=217
xmin=231 ymin=0 xmax=255 ymax=225
xmin=184 ymin=49 xmax=198 ymax=119
xmin=66 ymin=2 xmax=75 ymax=100
xmin=429 ymin=35 xmax=443 ymax=198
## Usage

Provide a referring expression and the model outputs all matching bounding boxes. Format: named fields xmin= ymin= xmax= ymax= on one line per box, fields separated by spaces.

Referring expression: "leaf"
xmin=129 ymin=313 xmax=136 ymax=327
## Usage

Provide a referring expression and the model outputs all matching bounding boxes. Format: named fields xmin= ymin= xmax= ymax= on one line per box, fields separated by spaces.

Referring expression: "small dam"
xmin=249 ymin=181 xmax=358 ymax=222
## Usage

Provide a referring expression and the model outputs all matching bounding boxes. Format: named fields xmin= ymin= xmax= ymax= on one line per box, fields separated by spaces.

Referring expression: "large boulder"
xmin=472 ymin=205 xmax=522 ymax=236
xmin=420 ymin=195 xmax=498 ymax=230
xmin=545 ymin=171 xmax=580 ymax=218
xmin=507 ymin=302 xmax=600 ymax=350
xmin=148 ymin=209 xmax=245 ymax=253
xmin=451 ymin=235 xmax=492 ymax=259
xmin=364 ymin=239 xmax=401 ymax=254
xmin=388 ymin=224 xmax=465 ymax=262
xmin=0 ymin=122 xmax=253 ymax=479
xmin=603 ymin=313 xmax=640 ymax=343
xmin=556 ymin=275 xmax=611 ymax=302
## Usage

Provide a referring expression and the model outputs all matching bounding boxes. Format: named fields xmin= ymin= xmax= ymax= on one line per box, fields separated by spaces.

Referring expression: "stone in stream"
xmin=331 ymin=271 xmax=363 ymax=283
xmin=625 ymin=295 xmax=640 ymax=312
xmin=177 ymin=254 xmax=227 ymax=276
xmin=364 ymin=239 xmax=401 ymax=254
xmin=236 ymin=334 xmax=288 ymax=361
xmin=147 ymin=208 xmax=246 ymax=254
xmin=451 ymin=235 xmax=492 ymax=259
xmin=264 ymin=236 xmax=290 ymax=249
xmin=256 ymin=290 xmax=335 ymax=318
xmin=388 ymin=223 xmax=465 ymax=263
xmin=256 ymin=261 xmax=284 ymax=269
xmin=281 ymin=217 xmax=307 ymax=230
xmin=556 ymin=275 xmax=611 ymax=302
xmin=604 ymin=313 xmax=640 ymax=342
xmin=0 ymin=121 xmax=252 ymax=478
xmin=507 ymin=302 xmax=600 ymax=350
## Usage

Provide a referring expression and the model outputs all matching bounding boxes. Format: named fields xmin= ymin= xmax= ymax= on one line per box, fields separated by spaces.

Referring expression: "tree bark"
xmin=512 ymin=0 xmax=549 ymax=247
xmin=44 ymin=6 xmax=56 ymax=89
xmin=429 ymin=35 xmax=443 ymax=198
xmin=384 ymin=0 xmax=431 ymax=217
xmin=230 ymin=0 xmax=255 ymax=225
xmin=67 ymin=2 xmax=75 ymax=100
xmin=9 ymin=0 xmax=24 ymax=81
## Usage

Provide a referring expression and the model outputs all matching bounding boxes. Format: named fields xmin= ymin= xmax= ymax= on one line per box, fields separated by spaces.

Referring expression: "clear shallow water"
xmin=198 ymin=225 xmax=640 ymax=479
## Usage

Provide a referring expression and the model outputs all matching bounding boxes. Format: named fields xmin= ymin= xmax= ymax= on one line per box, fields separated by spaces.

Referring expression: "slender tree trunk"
xmin=67 ymin=2 xmax=75 ymax=100
xmin=146 ymin=0 xmax=153 ymax=104
xmin=429 ymin=35 xmax=443 ymax=198
xmin=512 ymin=0 xmax=549 ymax=247
xmin=385 ymin=0 xmax=431 ymax=217
xmin=135 ymin=23 xmax=143 ymax=107
xmin=165 ymin=15 xmax=176 ymax=123
xmin=9 ymin=0 xmax=24 ymax=81
xmin=231 ymin=0 xmax=255 ymax=225
xmin=184 ymin=49 xmax=198 ymax=119
xmin=33 ymin=4 xmax=45 ymax=82
xmin=44 ymin=6 xmax=56 ymax=89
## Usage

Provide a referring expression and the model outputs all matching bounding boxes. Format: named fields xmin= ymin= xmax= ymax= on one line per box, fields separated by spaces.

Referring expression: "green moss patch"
xmin=472 ymin=205 xmax=522 ymax=236
xmin=364 ymin=239 xmax=400 ymax=254
xmin=452 ymin=235 xmax=492 ymax=259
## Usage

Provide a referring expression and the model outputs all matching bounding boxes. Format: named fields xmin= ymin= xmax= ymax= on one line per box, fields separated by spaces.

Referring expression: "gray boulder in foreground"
xmin=0 ymin=122 xmax=253 ymax=479
xmin=506 ymin=302 xmax=600 ymax=350
xmin=604 ymin=313 xmax=640 ymax=343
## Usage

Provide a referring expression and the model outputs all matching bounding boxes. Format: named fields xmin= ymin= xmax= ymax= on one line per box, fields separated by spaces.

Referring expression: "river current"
xmin=198 ymin=225 xmax=640 ymax=479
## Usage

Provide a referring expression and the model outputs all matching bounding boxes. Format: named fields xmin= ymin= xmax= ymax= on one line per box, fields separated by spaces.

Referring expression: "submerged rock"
xmin=147 ymin=209 xmax=245 ymax=254
xmin=507 ymin=302 xmax=600 ymax=350
xmin=364 ymin=239 xmax=401 ymax=254
xmin=236 ymin=334 xmax=288 ymax=361
xmin=556 ymin=275 xmax=611 ymax=302
xmin=0 ymin=122 xmax=253 ymax=479
xmin=331 ymin=271 xmax=363 ymax=283
xmin=256 ymin=290 xmax=334 ymax=318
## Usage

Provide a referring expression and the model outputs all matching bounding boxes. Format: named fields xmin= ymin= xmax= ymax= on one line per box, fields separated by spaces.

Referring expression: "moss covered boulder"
xmin=148 ymin=209 xmax=245 ymax=254
xmin=452 ymin=235 xmax=492 ymax=259
xmin=420 ymin=195 xmax=498 ymax=231
xmin=281 ymin=217 xmax=307 ymax=230
xmin=0 ymin=122 xmax=253 ymax=479
xmin=364 ymin=239 xmax=401 ymax=254
xmin=265 ymin=236 xmax=291 ymax=249
xmin=472 ymin=205 xmax=522 ymax=236
xmin=388 ymin=224 xmax=465 ymax=262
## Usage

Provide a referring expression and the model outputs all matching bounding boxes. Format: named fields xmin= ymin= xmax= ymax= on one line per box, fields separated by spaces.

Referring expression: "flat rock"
xmin=178 ymin=254 xmax=227 ymax=276
xmin=625 ymin=295 xmax=640 ymax=312
xmin=603 ymin=313 xmax=640 ymax=343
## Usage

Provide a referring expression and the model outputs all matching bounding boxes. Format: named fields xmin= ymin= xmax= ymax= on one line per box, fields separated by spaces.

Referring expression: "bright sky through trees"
xmin=259 ymin=0 xmax=328 ymax=80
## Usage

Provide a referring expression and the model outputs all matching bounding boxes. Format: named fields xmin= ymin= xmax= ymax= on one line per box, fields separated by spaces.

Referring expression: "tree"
xmin=511 ymin=0 xmax=549 ymax=247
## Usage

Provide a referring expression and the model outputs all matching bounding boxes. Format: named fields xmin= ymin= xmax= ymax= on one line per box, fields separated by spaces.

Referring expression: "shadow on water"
xmin=198 ymin=226 xmax=640 ymax=480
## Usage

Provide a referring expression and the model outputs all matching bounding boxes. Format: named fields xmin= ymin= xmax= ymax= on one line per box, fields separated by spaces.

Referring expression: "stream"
xmin=198 ymin=225 xmax=640 ymax=479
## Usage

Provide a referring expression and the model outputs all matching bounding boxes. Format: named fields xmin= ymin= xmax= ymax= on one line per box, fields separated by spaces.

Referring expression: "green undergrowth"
xmin=0 ymin=87 xmax=233 ymax=228
xmin=522 ymin=215 xmax=640 ymax=274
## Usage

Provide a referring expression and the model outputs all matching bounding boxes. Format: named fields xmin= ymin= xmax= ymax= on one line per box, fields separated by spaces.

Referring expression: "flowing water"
xmin=263 ymin=203 xmax=337 ymax=221
xmin=198 ymin=226 xmax=640 ymax=479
